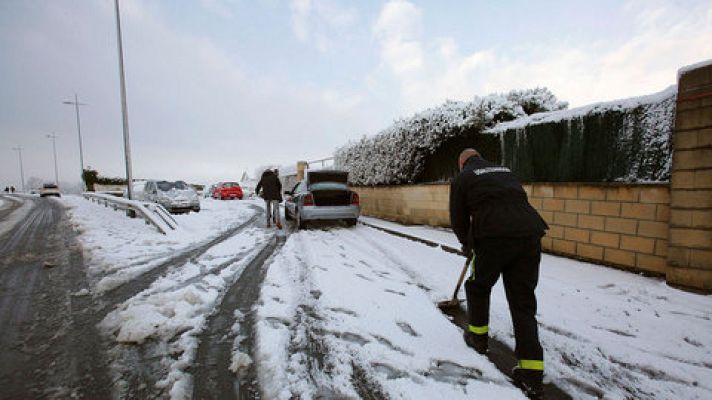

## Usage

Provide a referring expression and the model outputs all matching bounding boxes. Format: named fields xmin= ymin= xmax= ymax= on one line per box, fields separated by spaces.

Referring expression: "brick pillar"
xmin=667 ymin=62 xmax=712 ymax=292
xmin=296 ymin=161 xmax=307 ymax=182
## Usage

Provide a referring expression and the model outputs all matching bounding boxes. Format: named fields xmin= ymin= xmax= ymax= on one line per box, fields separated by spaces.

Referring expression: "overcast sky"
xmin=1 ymin=0 xmax=711 ymax=187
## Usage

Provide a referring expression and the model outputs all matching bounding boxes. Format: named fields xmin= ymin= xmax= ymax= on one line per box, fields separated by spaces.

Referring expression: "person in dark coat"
xmin=449 ymin=148 xmax=548 ymax=398
xmin=255 ymin=169 xmax=283 ymax=228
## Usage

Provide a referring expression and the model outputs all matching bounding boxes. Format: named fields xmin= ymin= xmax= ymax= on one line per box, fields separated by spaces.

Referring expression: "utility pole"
xmin=12 ymin=146 xmax=25 ymax=192
xmin=63 ymin=93 xmax=87 ymax=186
xmin=114 ymin=0 xmax=134 ymax=203
xmin=46 ymin=133 xmax=59 ymax=185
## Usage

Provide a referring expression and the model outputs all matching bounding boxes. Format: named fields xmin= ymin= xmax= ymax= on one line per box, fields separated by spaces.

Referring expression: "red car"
xmin=212 ymin=182 xmax=243 ymax=200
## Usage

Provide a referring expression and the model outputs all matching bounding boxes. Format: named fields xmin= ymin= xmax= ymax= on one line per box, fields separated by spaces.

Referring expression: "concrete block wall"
xmin=523 ymin=183 xmax=670 ymax=275
xmin=355 ymin=183 xmax=671 ymax=276
xmin=356 ymin=184 xmax=451 ymax=227
xmin=667 ymin=63 xmax=712 ymax=291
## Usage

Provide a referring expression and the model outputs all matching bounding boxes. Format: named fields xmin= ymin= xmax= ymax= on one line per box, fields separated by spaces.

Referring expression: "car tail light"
xmin=303 ymin=193 xmax=314 ymax=206
xmin=351 ymin=192 xmax=360 ymax=206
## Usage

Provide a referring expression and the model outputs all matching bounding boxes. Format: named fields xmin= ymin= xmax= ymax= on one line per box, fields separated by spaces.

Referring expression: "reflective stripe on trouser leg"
xmin=468 ymin=324 xmax=488 ymax=335
xmin=518 ymin=359 xmax=544 ymax=371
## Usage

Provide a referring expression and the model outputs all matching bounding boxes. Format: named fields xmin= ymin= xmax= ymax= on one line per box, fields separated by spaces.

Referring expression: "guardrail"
xmin=82 ymin=192 xmax=178 ymax=235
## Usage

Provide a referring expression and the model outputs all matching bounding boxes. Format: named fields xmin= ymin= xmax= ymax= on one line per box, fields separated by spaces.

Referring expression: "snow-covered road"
xmin=32 ymin=196 xmax=712 ymax=399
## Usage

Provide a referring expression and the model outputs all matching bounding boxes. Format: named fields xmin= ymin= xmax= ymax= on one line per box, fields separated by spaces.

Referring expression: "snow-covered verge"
xmin=335 ymin=88 xmax=567 ymax=185
xmin=62 ymin=196 xmax=257 ymax=293
xmin=253 ymin=222 xmax=712 ymax=399
xmin=99 ymin=226 xmax=273 ymax=399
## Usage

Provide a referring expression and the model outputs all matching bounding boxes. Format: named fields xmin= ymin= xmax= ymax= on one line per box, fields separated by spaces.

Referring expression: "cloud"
xmin=201 ymin=0 xmax=240 ymax=19
xmin=289 ymin=0 xmax=357 ymax=52
xmin=371 ymin=0 xmax=712 ymax=110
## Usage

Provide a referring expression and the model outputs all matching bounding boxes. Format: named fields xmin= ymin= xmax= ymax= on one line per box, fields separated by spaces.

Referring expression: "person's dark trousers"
xmin=464 ymin=235 xmax=544 ymax=368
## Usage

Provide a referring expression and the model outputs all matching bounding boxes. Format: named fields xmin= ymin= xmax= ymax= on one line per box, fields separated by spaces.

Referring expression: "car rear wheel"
xmin=346 ymin=218 xmax=357 ymax=227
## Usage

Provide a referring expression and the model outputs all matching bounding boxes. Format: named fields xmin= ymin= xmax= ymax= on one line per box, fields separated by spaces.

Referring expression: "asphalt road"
xmin=0 ymin=196 xmax=111 ymax=399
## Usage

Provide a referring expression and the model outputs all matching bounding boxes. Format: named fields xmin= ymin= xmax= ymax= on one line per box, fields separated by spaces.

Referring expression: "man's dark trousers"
xmin=464 ymin=235 xmax=543 ymax=363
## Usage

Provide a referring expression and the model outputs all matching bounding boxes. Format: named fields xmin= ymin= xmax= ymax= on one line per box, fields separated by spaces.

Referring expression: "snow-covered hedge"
xmin=488 ymin=86 xmax=676 ymax=182
xmin=335 ymin=88 xmax=567 ymax=185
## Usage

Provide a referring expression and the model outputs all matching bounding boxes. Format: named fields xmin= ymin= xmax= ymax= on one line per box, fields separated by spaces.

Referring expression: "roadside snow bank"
xmin=63 ymin=196 xmax=258 ymax=293
xmin=100 ymin=227 xmax=272 ymax=398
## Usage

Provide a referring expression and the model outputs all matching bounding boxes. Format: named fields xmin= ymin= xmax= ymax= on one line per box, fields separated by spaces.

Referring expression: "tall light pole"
xmin=46 ymin=133 xmax=59 ymax=185
xmin=12 ymin=146 xmax=25 ymax=192
xmin=63 ymin=93 xmax=87 ymax=185
xmin=114 ymin=0 xmax=134 ymax=201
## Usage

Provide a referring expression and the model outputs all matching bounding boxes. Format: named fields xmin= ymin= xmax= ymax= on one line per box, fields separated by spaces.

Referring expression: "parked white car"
xmin=143 ymin=180 xmax=200 ymax=214
xmin=123 ymin=180 xmax=147 ymax=200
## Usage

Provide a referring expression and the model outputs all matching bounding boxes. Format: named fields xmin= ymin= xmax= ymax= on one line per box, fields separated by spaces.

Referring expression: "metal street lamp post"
xmin=46 ymin=133 xmax=59 ymax=185
xmin=63 ymin=93 xmax=87 ymax=186
xmin=114 ymin=0 xmax=134 ymax=203
xmin=12 ymin=146 xmax=25 ymax=192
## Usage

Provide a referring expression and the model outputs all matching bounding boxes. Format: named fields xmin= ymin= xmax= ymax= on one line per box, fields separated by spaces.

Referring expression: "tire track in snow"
xmin=192 ymin=233 xmax=286 ymax=399
xmin=283 ymin=229 xmax=390 ymax=399
xmin=90 ymin=205 xmax=263 ymax=398
xmin=101 ymin=209 xmax=260 ymax=307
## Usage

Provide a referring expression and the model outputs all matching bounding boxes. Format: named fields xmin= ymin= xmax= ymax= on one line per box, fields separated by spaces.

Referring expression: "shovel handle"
xmin=451 ymin=255 xmax=472 ymax=300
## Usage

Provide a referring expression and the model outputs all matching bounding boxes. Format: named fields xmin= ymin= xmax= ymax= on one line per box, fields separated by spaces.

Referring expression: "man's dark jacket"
xmin=255 ymin=172 xmax=283 ymax=201
xmin=449 ymin=156 xmax=548 ymax=248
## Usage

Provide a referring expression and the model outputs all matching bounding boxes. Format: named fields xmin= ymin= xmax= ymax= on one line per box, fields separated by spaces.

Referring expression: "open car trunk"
xmin=312 ymin=189 xmax=351 ymax=206
xmin=307 ymin=170 xmax=351 ymax=206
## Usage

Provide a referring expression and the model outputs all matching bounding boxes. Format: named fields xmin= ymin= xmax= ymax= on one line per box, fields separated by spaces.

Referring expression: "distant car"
xmin=212 ymin=182 xmax=243 ymax=200
xmin=284 ymin=170 xmax=360 ymax=229
xmin=203 ymin=184 xmax=216 ymax=198
xmin=144 ymin=180 xmax=200 ymax=214
xmin=123 ymin=180 xmax=147 ymax=200
xmin=40 ymin=183 xmax=61 ymax=197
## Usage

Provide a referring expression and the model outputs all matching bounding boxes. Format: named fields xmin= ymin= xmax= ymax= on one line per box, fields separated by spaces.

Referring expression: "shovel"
xmin=437 ymin=254 xmax=472 ymax=311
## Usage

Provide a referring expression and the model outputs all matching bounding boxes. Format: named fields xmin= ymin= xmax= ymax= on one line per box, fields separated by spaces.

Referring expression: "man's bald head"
xmin=458 ymin=148 xmax=480 ymax=170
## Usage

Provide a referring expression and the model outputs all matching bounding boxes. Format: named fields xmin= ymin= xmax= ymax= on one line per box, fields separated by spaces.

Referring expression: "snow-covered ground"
xmin=61 ymin=195 xmax=711 ymax=399
xmin=63 ymin=196 xmax=258 ymax=293
xmin=333 ymin=218 xmax=712 ymax=399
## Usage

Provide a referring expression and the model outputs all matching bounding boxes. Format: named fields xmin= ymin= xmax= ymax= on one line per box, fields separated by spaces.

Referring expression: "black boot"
xmin=512 ymin=367 xmax=543 ymax=399
xmin=463 ymin=331 xmax=488 ymax=355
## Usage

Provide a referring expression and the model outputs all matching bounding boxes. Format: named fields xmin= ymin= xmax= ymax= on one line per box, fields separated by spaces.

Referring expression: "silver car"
xmin=144 ymin=180 xmax=200 ymax=214
xmin=284 ymin=170 xmax=360 ymax=229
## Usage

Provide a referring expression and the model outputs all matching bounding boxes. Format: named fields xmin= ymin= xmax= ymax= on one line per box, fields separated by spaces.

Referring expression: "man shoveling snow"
xmin=449 ymin=148 xmax=549 ymax=398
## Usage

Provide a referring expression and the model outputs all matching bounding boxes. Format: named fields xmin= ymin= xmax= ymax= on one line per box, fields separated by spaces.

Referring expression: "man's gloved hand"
xmin=461 ymin=244 xmax=473 ymax=260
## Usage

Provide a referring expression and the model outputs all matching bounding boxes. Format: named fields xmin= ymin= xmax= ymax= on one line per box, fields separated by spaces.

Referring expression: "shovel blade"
xmin=437 ymin=298 xmax=463 ymax=310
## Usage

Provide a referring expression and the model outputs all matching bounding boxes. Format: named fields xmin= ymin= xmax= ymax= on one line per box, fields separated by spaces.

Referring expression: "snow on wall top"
xmin=486 ymin=85 xmax=677 ymax=134
xmin=335 ymin=88 xmax=567 ymax=186
xmin=678 ymin=58 xmax=712 ymax=79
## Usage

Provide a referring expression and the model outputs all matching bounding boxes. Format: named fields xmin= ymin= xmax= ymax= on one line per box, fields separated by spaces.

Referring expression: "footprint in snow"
xmin=329 ymin=307 xmax=359 ymax=317
xmin=384 ymin=289 xmax=406 ymax=297
xmin=372 ymin=362 xmax=410 ymax=380
xmin=355 ymin=273 xmax=373 ymax=282
xmin=396 ymin=321 xmax=420 ymax=337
